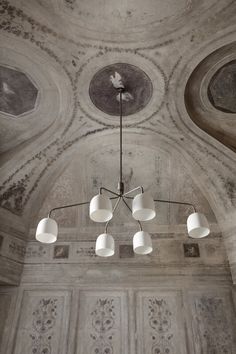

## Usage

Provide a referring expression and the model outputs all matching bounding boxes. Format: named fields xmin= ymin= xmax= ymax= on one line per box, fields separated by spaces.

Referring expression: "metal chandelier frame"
xmin=47 ymin=87 xmax=196 ymax=233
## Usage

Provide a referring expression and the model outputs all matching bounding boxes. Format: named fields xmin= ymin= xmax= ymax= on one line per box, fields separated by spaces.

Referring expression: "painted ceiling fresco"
xmin=185 ymin=43 xmax=236 ymax=152
xmin=0 ymin=65 xmax=38 ymax=116
xmin=0 ymin=0 xmax=235 ymax=248
xmin=208 ymin=60 xmax=236 ymax=113
xmin=89 ymin=63 xmax=153 ymax=116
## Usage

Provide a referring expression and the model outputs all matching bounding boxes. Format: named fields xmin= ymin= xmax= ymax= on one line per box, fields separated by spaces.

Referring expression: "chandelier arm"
xmin=48 ymin=195 xmax=120 ymax=218
xmin=122 ymin=197 xmax=143 ymax=231
xmin=123 ymin=186 xmax=144 ymax=197
xmin=154 ymin=199 xmax=196 ymax=213
xmin=105 ymin=196 xmax=121 ymax=233
xmin=99 ymin=187 xmax=120 ymax=197
xmin=48 ymin=201 xmax=90 ymax=218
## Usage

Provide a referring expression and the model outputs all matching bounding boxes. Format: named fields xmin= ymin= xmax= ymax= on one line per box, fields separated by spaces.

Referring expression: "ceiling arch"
xmin=185 ymin=42 xmax=236 ymax=152
xmin=0 ymin=33 xmax=73 ymax=154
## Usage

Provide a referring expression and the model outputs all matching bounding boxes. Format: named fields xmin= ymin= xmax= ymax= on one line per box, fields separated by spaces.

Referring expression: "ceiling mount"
xmin=36 ymin=71 xmax=210 ymax=256
xmin=89 ymin=63 xmax=153 ymax=116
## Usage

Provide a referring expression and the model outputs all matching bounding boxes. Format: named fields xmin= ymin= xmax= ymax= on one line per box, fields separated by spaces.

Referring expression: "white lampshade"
xmin=95 ymin=233 xmax=115 ymax=257
xmin=132 ymin=193 xmax=156 ymax=221
xmin=133 ymin=231 xmax=153 ymax=255
xmin=187 ymin=212 xmax=210 ymax=238
xmin=90 ymin=194 xmax=113 ymax=222
xmin=36 ymin=217 xmax=58 ymax=243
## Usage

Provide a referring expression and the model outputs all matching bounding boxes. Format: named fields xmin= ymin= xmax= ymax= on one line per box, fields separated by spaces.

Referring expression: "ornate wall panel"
xmin=136 ymin=290 xmax=187 ymax=354
xmin=13 ymin=290 xmax=71 ymax=354
xmin=189 ymin=290 xmax=236 ymax=353
xmin=77 ymin=290 xmax=128 ymax=354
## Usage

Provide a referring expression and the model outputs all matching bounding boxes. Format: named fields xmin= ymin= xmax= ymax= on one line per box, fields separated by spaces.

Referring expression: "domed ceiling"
xmin=0 ymin=0 xmax=236 ymax=244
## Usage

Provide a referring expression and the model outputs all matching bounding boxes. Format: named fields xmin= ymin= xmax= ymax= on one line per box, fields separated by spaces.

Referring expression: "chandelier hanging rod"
xmin=119 ymin=89 xmax=123 ymax=187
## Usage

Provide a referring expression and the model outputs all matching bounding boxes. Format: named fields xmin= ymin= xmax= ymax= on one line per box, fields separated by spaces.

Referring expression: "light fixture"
xmin=36 ymin=217 xmax=58 ymax=244
xmin=95 ymin=233 xmax=115 ymax=257
xmin=35 ymin=71 xmax=210 ymax=255
xmin=187 ymin=212 xmax=210 ymax=238
xmin=89 ymin=194 xmax=113 ymax=222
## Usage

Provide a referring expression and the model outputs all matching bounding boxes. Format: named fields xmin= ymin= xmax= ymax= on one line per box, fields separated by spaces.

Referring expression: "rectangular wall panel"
xmin=136 ymin=290 xmax=187 ymax=354
xmin=77 ymin=290 xmax=128 ymax=354
xmin=0 ymin=292 xmax=13 ymax=351
xmin=13 ymin=290 xmax=71 ymax=354
xmin=188 ymin=290 xmax=236 ymax=353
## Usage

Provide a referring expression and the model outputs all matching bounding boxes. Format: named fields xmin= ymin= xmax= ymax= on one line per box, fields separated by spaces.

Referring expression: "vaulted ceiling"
xmin=0 ymin=0 xmax=236 ymax=266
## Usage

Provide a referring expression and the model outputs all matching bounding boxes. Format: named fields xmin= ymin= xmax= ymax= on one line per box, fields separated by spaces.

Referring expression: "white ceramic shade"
xmin=187 ymin=212 xmax=210 ymax=238
xmin=133 ymin=231 xmax=153 ymax=255
xmin=35 ymin=217 xmax=58 ymax=244
xmin=132 ymin=192 xmax=156 ymax=221
xmin=95 ymin=233 xmax=115 ymax=257
xmin=90 ymin=194 xmax=113 ymax=222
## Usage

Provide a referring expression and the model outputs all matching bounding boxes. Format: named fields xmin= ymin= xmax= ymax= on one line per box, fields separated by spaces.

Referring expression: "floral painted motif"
xmin=148 ymin=298 xmax=174 ymax=354
xmin=30 ymin=298 xmax=58 ymax=354
xmin=194 ymin=296 xmax=232 ymax=354
xmin=90 ymin=298 xmax=115 ymax=354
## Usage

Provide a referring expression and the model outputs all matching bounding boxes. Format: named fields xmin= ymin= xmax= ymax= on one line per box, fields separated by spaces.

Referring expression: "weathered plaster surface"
xmin=0 ymin=0 xmax=236 ymax=352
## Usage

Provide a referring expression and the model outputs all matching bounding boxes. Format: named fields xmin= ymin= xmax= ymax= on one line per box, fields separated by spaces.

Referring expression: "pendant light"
xmin=132 ymin=192 xmax=156 ymax=221
xmin=35 ymin=217 xmax=58 ymax=244
xmin=89 ymin=194 xmax=113 ymax=222
xmin=35 ymin=71 xmax=210 ymax=256
xmin=187 ymin=212 xmax=210 ymax=238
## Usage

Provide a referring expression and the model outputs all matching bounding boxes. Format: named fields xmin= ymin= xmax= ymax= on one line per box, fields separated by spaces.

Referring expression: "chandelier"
xmin=35 ymin=72 xmax=210 ymax=257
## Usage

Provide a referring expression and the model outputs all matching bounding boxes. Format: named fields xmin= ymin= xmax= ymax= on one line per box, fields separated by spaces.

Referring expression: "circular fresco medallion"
xmin=89 ymin=63 xmax=153 ymax=116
